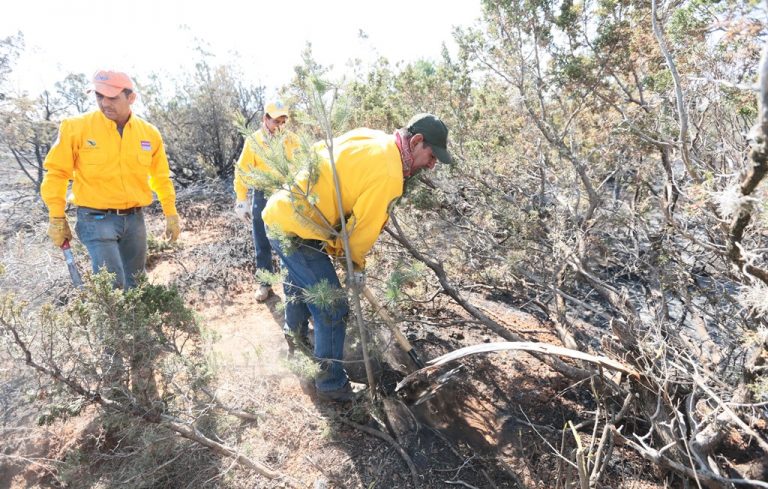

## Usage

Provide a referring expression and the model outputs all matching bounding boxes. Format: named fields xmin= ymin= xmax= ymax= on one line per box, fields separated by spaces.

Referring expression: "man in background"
xmin=234 ymin=100 xmax=299 ymax=301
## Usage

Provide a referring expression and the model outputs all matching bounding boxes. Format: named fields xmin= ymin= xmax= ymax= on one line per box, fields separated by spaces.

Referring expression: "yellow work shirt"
xmin=233 ymin=128 xmax=300 ymax=201
xmin=262 ymin=128 xmax=404 ymax=269
xmin=40 ymin=110 xmax=177 ymax=218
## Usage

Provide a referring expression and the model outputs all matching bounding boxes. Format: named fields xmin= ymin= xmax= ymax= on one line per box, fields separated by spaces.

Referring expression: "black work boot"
xmin=316 ymin=382 xmax=367 ymax=403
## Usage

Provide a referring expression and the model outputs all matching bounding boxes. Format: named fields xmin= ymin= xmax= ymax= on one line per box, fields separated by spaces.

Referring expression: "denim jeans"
xmin=268 ymin=235 xmax=349 ymax=392
xmin=251 ymin=190 xmax=274 ymax=285
xmin=75 ymin=207 xmax=147 ymax=289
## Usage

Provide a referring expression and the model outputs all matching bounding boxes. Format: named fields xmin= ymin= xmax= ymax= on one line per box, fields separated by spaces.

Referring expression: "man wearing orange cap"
xmin=40 ymin=70 xmax=180 ymax=289
xmin=233 ymin=100 xmax=299 ymax=301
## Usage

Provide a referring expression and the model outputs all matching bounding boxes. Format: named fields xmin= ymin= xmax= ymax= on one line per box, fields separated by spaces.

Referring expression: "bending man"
xmin=262 ymin=113 xmax=454 ymax=402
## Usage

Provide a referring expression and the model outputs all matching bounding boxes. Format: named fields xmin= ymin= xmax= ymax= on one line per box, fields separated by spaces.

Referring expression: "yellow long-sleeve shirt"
xmin=262 ymin=128 xmax=404 ymax=269
xmin=233 ymin=128 xmax=300 ymax=201
xmin=40 ymin=110 xmax=177 ymax=218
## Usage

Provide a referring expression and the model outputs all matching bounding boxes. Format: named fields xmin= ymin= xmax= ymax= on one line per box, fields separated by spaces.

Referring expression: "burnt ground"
xmin=0 ymin=168 xmax=667 ymax=488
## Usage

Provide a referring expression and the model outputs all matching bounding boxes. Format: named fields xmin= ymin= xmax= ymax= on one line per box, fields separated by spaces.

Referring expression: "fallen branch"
xmin=428 ymin=341 xmax=639 ymax=378
xmin=690 ymin=373 xmax=768 ymax=455
xmin=620 ymin=428 xmax=768 ymax=489
xmin=200 ymin=386 xmax=261 ymax=422
xmin=386 ymin=215 xmax=594 ymax=382
xmin=0 ymin=312 xmax=295 ymax=486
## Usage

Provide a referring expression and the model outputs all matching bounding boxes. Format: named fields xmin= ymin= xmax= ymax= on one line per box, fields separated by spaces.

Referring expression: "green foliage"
xmin=233 ymin=119 xmax=316 ymax=198
xmin=667 ymin=5 xmax=708 ymax=44
xmin=301 ymin=278 xmax=347 ymax=310
xmin=384 ymin=261 xmax=427 ymax=302
xmin=723 ymin=87 xmax=759 ymax=121
xmin=37 ymin=398 xmax=87 ymax=425
xmin=1 ymin=271 xmax=206 ymax=424
xmin=555 ymin=0 xmax=582 ymax=36
xmin=147 ymin=234 xmax=174 ymax=254
xmin=643 ymin=70 xmax=673 ymax=94
xmin=554 ymin=55 xmax=594 ymax=87
xmin=284 ymin=345 xmax=321 ymax=379
xmin=254 ymin=268 xmax=285 ymax=287
xmin=593 ymin=19 xmax=630 ymax=53
xmin=404 ymin=183 xmax=441 ymax=210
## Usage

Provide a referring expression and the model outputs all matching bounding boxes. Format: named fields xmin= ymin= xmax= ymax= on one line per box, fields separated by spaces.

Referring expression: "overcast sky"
xmin=2 ymin=0 xmax=483 ymax=98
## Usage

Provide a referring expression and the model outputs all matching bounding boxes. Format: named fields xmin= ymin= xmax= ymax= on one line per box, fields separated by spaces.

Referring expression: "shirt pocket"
xmin=137 ymin=151 xmax=152 ymax=167
xmin=78 ymin=147 xmax=106 ymax=166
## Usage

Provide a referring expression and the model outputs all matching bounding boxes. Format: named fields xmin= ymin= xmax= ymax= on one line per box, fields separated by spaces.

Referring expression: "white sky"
xmin=2 ymin=0 xmax=483 ymax=99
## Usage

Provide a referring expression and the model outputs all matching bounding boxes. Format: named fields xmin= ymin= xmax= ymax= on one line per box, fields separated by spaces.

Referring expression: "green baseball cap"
xmin=407 ymin=113 xmax=455 ymax=164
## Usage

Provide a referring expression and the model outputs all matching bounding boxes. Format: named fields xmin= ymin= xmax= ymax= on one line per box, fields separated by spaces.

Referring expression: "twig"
xmin=519 ymin=407 xmax=578 ymax=470
xmin=621 ymin=428 xmax=768 ymax=488
xmin=651 ymin=0 xmax=699 ymax=183
xmin=444 ymin=481 xmax=480 ymax=489
xmin=0 ymin=454 xmax=62 ymax=483
xmin=0 ymin=314 xmax=296 ymax=487
xmin=690 ymin=373 xmax=768 ymax=455
xmin=200 ymin=386 xmax=260 ymax=422
xmin=426 ymin=427 xmax=500 ymax=489
xmin=386 ymin=216 xmax=593 ymax=382
xmin=303 ymin=455 xmax=347 ymax=489
xmin=334 ymin=415 xmax=419 ymax=488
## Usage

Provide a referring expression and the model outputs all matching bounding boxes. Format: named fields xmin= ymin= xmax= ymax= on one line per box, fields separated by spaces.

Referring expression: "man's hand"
xmin=165 ymin=215 xmax=181 ymax=242
xmin=347 ymin=269 xmax=366 ymax=289
xmin=234 ymin=200 xmax=252 ymax=223
xmin=47 ymin=217 xmax=72 ymax=247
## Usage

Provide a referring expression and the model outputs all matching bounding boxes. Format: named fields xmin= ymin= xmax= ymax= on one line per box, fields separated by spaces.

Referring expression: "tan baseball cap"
xmin=265 ymin=100 xmax=289 ymax=119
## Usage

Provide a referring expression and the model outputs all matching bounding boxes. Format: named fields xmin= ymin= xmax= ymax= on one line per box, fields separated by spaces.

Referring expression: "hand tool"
xmin=362 ymin=286 xmax=426 ymax=369
xmin=61 ymin=240 xmax=83 ymax=287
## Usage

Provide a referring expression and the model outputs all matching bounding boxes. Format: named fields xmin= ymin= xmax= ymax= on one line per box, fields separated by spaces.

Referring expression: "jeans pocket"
xmin=76 ymin=209 xmax=110 ymax=242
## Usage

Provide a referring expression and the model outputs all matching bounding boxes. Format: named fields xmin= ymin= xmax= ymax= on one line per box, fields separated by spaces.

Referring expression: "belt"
xmin=81 ymin=207 xmax=142 ymax=216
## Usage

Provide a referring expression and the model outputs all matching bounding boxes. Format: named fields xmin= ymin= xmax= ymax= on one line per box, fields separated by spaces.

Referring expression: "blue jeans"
xmin=75 ymin=207 xmax=147 ymax=289
xmin=251 ymin=190 xmax=273 ymax=285
xmin=268 ymin=235 xmax=349 ymax=392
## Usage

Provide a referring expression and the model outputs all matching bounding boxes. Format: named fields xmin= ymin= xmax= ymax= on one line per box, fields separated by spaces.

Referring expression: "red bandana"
xmin=394 ymin=129 xmax=413 ymax=175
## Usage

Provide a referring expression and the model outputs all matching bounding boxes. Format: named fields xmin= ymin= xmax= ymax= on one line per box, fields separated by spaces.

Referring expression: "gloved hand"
xmin=234 ymin=200 xmax=252 ymax=223
xmin=346 ymin=269 xmax=366 ymax=289
xmin=165 ymin=215 xmax=181 ymax=242
xmin=47 ymin=217 xmax=72 ymax=247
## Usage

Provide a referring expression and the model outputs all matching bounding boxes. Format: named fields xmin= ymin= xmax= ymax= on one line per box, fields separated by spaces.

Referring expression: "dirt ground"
xmin=0 ymin=163 xmax=668 ymax=488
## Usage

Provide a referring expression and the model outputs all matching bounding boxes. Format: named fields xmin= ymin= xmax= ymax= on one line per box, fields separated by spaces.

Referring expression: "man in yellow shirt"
xmin=233 ymin=101 xmax=299 ymax=301
xmin=41 ymin=70 xmax=180 ymax=289
xmin=263 ymin=113 xmax=454 ymax=402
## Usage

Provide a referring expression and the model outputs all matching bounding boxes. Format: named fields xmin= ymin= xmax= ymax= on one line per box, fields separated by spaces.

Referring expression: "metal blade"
xmin=61 ymin=240 xmax=83 ymax=287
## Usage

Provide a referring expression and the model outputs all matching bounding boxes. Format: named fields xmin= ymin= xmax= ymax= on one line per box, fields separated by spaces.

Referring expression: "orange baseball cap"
xmin=265 ymin=100 xmax=289 ymax=119
xmin=91 ymin=70 xmax=134 ymax=97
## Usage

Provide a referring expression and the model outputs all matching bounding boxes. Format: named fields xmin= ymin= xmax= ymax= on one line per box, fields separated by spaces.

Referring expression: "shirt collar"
xmin=95 ymin=109 xmax=133 ymax=129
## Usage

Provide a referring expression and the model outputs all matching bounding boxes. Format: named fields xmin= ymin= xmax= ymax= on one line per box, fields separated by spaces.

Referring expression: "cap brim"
xmin=432 ymin=145 xmax=454 ymax=165
xmin=92 ymin=83 xmax=124 ymax=97
xmin=267 ymin=110 xmax=289 ymax=119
